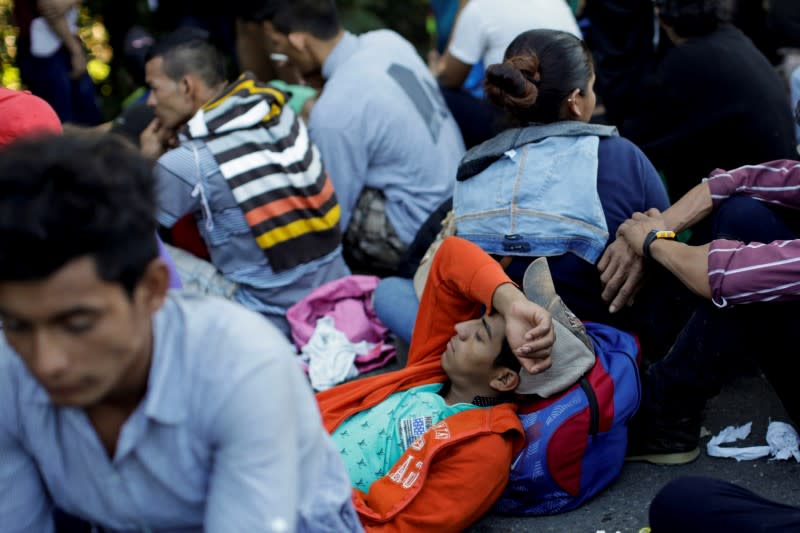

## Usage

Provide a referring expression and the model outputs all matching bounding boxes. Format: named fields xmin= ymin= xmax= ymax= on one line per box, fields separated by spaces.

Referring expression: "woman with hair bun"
xmin=375 ymin=30 xmax=674 ymax=356
xmin=452 ymin=29 xmax=672 ymax=341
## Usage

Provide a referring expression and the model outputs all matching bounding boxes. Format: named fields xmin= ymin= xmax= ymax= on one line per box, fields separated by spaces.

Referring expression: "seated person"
xmin=318 ymin=236 xmax=595 ymax=531
xmin=237 ymin=0 xmax=465 ymax=273
xmin=376 ymin=29 xmax=671 ymax=350
xmin=622 ymin=0 xmax=796 ymax=201
xmin=615 ymin=159 xmax=800 ymax=464
xmin=435 ymin=0 xmax=582 ymax=147
xmin=141 ymin=31 xmax=349 ymax=335
xmin=0 ymin=134 xmax=359 ymax=532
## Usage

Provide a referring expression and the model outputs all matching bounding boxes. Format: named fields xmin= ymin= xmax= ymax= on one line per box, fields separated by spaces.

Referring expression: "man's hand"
xmin=140 ymin=118 xmax=176 ymax=160
xmin=617 ymin=208 xmax=668 ymax=255
xmin=597 ymin=238 xmax=645 ymax=313
xmin=504 ymin=299 xmax=555 ymax=375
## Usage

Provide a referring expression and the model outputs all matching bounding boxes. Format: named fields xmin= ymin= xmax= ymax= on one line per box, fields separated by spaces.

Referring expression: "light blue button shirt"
xmin=0 ymin=292 xmax=360 ymax=533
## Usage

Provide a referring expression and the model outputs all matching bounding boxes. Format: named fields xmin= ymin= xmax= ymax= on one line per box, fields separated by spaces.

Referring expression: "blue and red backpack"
xmin=494 ymin=322 xmax=641 ymax=515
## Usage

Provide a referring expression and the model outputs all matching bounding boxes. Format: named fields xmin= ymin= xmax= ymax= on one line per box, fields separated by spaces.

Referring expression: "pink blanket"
xmin=287 ymin=275 xmax=396 ymax=372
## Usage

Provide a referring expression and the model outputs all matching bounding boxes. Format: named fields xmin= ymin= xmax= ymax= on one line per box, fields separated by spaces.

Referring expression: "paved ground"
xmin=469 ymin=374 xmax=800 ymax=532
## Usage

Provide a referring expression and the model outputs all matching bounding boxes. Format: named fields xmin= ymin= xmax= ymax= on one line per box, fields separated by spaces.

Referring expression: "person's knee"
xmin=713 ymin=196 xmax=794 ymax=243
xmin=373 ymin=276 xmax=418 ymax=344
xmin=373 ymin=277 xmax=415 ymax=315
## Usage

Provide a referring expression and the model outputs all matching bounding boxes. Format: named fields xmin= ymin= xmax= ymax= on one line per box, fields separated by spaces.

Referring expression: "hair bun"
xmin=485 ymin=54 xmax=541 ymax=112
xmin=486 ymin=64 xmax=529 ymax=98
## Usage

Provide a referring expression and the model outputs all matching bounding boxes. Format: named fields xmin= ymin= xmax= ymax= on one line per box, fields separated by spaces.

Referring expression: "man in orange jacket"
xmin=317 ymin=236 xmax=562 ymax=532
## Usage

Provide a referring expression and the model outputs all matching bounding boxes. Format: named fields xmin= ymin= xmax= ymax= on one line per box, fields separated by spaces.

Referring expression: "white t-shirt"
xmin=448 ymin=0 xmax=582 ymax=68
xmin=30 ymin=7 xmax=78 ymax=57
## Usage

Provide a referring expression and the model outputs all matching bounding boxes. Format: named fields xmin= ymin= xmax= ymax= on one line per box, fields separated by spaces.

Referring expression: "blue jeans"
xmin=373 ymin=277 xmax=419 ymax=345
xmin=17 ymin=47 xmax=103 ymax=125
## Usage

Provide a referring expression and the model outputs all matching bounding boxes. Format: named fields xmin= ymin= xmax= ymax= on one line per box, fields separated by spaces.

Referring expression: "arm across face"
xmin=491 ymin=284 xmax=554 ymax=374
xmin=409 ymin=236 xmax=554 ymax=374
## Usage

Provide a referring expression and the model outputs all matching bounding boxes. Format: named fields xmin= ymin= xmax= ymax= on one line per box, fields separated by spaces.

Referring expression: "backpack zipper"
xmin=579 ymin=377 xmax=600 ymax=436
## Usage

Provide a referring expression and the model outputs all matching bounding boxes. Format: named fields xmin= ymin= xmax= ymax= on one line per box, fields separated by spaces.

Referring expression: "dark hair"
xmin=0 ymin=134 xmax=159 ymax=295
xmin=656 ymin=0 xmax=727 ymax=37
xmin=494 ymin=338 xmax=522 ymax=373
xmin=235 ymin=0 xmax=341 ymax=40
xmin=233 ymin=0 xmax=279 ymax=21
xmin=485 ymin=29 xmax=593 ymax=124
xmin=148 ymin=30 xmax=226 ymax=88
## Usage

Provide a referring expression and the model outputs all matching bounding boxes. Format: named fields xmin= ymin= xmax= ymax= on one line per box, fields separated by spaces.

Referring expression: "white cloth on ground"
xmin=706 ymin=421 xmax=800 ymax=462
xmin=302 ymin=316 xmax=374 ymax=391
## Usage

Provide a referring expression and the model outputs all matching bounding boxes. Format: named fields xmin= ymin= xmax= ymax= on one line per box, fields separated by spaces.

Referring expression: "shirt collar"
xmin=30 ymin=299 xmax=187 ymax=425
xmin=322 ymin=31 xmax=358 ymax=80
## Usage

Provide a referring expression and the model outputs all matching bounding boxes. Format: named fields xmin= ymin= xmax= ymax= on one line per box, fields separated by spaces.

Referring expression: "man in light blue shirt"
xmin=0 ymin=134 xmax=359 ymax=532
xmin=237 ymin=0 xmax=465 ymax=272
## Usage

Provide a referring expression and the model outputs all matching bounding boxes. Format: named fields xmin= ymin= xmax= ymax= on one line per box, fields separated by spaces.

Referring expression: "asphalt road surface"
xmin=470 ymin=374 xmax=800 ymax=532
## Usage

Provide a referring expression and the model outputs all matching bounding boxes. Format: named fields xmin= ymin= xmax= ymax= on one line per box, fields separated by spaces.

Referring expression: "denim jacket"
xmin=454 ymin=121 xmax=618 ymax=263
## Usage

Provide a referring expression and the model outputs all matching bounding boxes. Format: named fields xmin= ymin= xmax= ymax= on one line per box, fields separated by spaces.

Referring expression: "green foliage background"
xmin=0 ymin=0 xmax=432 ymax=115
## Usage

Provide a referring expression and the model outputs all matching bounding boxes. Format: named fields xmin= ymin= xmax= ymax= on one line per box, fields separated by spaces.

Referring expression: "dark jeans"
xmin=643 ymin=196 xmax=800 ymax=426
xmin=54 ymin=509 xmax=92 ymax=532
xmin=16 ymin=47 xmax=103 ymax=126
xmin=650 ymin=476 xmax=800 ymax=532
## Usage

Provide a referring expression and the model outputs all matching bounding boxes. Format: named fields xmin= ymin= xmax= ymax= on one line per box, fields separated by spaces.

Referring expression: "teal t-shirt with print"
xmin=331 ymin=383 xmax=478 ymax=492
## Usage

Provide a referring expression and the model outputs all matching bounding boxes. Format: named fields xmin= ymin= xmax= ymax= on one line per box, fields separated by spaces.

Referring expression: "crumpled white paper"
xmin=706 ymin=421 xmax=800 ymax=462
xmin=302 ymin=316 xmax=372 ymax=391
xmin=767 ymin=421 xmax=800 ymax=461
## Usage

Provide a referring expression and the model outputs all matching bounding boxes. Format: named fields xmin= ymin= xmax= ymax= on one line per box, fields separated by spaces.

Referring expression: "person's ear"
xmin=179 ymin=75 xmax=194 ymax=99
xmin=135 ymin=258 xmax=170 ymax=315
xmin=489 ymin=367 xmax=520 ymax=393
xmin=566 ymin=88 xmax=583 ymax=119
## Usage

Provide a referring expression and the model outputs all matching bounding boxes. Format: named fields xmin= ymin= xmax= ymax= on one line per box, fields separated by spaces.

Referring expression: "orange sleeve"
xmin=407 ymin=237 xmax=513 ymax=367
xmin=356 ymin=433 xmax=515 ymax=533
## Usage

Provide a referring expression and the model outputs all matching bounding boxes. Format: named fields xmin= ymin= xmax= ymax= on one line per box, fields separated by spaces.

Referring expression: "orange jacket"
xmin=317 ymin=237 xmax=526 ymax=532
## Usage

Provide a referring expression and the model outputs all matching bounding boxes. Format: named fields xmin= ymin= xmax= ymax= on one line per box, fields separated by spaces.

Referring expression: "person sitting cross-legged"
xmin=316 ymin=236 xmax=597 ymax=532
xmin=615 ymin=159 xmax=800 ymax=464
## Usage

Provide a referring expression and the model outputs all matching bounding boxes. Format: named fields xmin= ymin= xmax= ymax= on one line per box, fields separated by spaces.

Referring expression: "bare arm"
xmin=649 ymin=240 xmax=711 ymax=299
xmin=38 ymin=0 xmax=84 ymax=79
xmin=600 ymin=182 xmax=712 ymax=312
xmin=492 ymin=283 xmax=555 ymax=374
xmin=436 ymin=0 xmax=480 ymax=88
xmin=436 ymin=52 xmax=473 ymax=89
xmin=662 ymin=181 xmax=714 ymax=233
xmin=235 ymin=20 xmax=276 ymax=83
xmin=616 ymin=210 xmax=712 ymax=299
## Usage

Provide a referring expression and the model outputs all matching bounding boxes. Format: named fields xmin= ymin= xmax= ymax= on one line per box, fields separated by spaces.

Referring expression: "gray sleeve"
xmin=154 ymin=144 xmax=204 ymax=228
